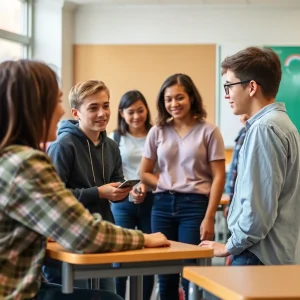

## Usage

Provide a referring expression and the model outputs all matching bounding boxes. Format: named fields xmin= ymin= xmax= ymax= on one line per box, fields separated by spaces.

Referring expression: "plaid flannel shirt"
xmin=225 ymin=127 xmax=246 ymax=202
xmin=0 ymin=145 xmax=144 ymax=299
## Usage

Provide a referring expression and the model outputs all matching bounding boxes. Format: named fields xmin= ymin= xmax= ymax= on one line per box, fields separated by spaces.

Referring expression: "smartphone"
xmin=118 ymin=179 xmax=140 ymax=189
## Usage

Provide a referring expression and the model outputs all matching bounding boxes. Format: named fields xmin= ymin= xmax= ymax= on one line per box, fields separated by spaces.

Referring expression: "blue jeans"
xmin=111 ymin=192 xmax=154 ymax=300
xmin=151 ymin=192 xmax=208 ymax=300
xmin=231 ymin=250 xmax=264 ymax=266
xmin=32 ymin=282 xmax=122 ymax=300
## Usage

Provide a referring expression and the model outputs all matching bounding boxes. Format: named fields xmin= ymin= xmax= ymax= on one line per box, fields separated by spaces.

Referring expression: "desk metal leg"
xmin=200 ymin=257 xmax=212 ymax=266
xmin=129 ymin=275 xmax=143 ymax=300
xmin=62 ymin=262 xmax=73 ymax=293
xmin=90 ymin=278 xmax=100 ymax=289
xmin=199 ymin=258 xmax=215 ymax=300
xmin=188 ymin=258 xmax=212 ymax=300
xmin=189 ymin=282 xmax=201 ymax=300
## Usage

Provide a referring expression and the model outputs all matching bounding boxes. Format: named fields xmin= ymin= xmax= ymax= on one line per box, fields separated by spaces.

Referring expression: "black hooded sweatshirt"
xmin=47 ymin=120 xmax=124 ymax=223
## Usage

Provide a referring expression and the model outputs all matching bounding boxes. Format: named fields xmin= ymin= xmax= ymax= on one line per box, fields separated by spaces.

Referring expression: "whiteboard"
xmin=218 ymin=43 xmax=250 ymax=148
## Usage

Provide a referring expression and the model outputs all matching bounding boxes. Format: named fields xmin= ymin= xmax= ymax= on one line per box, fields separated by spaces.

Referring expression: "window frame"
xmin=0 ymin=0 xmax=33 ymax=59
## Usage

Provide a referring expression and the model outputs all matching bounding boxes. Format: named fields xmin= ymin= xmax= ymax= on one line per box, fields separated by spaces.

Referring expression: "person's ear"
xmin=249 ymin=80 xmax=259 ymax=97
xmin=71 ymin=108 xmax=80 ymax=120
xmin=119 ymin=109 xmax=124 ymax=119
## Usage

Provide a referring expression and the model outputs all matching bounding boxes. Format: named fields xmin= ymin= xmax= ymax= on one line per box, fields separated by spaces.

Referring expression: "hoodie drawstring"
xmin=86 ymin=140 xmax=105 ymax=185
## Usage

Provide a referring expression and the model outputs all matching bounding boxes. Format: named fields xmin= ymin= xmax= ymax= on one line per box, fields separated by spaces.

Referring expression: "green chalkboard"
xmin=269 ymin=46 xmax=300 ymax=132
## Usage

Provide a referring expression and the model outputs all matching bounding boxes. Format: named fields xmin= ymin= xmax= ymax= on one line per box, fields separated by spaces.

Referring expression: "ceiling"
xmin=67 ymin=0 xmax=300 ymax=6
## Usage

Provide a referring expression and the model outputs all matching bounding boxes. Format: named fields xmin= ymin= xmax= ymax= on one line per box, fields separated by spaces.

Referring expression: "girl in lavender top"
xmin=140 ymin=73 xmax=226 ymax=300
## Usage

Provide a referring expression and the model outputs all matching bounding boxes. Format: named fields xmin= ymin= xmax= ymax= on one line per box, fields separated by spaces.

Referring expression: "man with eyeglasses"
xmin=200 ymin=46 xmax=300 ymax=266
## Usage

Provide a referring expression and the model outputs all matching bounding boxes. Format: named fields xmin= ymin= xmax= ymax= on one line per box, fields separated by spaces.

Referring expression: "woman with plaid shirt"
xmin=0 ymin=59 xmax=169 ymax=300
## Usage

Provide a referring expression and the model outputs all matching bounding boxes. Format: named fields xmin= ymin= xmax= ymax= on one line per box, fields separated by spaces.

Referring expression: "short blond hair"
xmin=69 ymin=80 xmax=110 ymax=109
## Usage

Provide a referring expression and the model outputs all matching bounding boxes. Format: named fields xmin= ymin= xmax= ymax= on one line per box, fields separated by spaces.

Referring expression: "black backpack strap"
xmin=112 ymin=130 xmax=121 ymax=147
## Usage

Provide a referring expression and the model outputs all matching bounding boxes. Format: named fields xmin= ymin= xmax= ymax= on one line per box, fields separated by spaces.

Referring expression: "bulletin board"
xmin=73 ymin=44 xmax=216 ymax=134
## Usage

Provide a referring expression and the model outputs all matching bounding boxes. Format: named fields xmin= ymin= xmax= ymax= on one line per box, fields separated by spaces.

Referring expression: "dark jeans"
xmin=31 ymin=282 xmax=123 ymax=300
xmin=231 ymin=249 xmax=264 ymax=266
xmin=111 ymin=192 xmax=154 ymax=300
xmin=151 ymin=192 xmax=208 ymax=300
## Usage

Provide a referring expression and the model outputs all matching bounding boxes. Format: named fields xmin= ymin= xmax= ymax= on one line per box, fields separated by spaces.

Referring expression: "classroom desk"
xmin=220 ymin=194 xmax=230 ymax=206
xmin=46 ymin=241 xmax=213 ymax=300
xmin=183 ymin=265 xmax=300 ymax=300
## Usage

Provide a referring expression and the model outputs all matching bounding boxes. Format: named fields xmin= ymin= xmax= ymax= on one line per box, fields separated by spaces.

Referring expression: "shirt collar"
xmin=245 ymin=102 xmax=286 ymax=131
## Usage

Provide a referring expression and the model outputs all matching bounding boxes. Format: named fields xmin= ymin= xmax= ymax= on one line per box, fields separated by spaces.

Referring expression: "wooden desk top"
xmin=46 ymin=241 xmax=213 ymax=265
xmin=183 ymin=265 xmax=300 ymax=300
xmin=220 ymin=194 xmax=230 ymax=206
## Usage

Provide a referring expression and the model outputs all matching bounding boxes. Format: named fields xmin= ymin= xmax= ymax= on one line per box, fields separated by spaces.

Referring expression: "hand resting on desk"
xmin=199 ymin=240 xmax=229 ymax=257
xmin=143 ymin=232 xmax=171 ymax=248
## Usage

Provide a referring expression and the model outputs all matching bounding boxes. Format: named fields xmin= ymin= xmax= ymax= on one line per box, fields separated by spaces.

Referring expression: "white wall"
xmin=33 ymin=0 xmax=63 ymax=73
xmin=73 ymin=4 xmax=300 ymax=146
xmin=75 ymin=4 xmax=300 ymax=46
xmin=33 ymin=0 xmax=75 ymax=119
xmin=62 ymin=3 xmax=76 ymax=119
xmin=31 ymin=2 xmax=300 ymax=145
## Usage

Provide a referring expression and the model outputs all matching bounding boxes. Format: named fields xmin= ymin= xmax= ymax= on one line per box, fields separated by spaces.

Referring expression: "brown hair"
xmin=221 ymin=47 xmax=282 ymax=98
xmin=0 ymin=60 xmax=59 ymax=151
xmin=156 ymin=73 xmax=207 ymax=126
xmin=69 ymin=80 xmax=110 ymax=109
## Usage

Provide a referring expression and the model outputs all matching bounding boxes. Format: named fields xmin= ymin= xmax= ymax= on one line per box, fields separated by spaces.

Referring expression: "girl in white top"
xmin=110 ymin=90 xmax=154 ymax=300
xmin=140 ymin=74 xmax=226 ymax=300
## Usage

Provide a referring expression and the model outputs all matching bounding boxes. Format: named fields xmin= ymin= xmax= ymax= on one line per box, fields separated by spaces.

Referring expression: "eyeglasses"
xmin=223 ymin=80 xmax=252 ymax=95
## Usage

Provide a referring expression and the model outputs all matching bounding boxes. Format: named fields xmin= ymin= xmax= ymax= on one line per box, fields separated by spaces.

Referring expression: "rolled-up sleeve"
xmin=226 ymin=124 xmax=287 ymax=255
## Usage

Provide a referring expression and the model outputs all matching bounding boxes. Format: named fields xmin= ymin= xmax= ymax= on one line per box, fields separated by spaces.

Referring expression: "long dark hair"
xmin=116 ymin=90 xmax=152 ymax=135
xmin=0 ymin=60 xmax=59 ymax=151
xmin=156 ymin=73 xmax=207 ymax=126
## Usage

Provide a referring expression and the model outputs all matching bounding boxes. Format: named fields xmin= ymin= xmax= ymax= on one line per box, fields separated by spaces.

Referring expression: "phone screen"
xmin=118 ymin=180 xmax=140 ymax=189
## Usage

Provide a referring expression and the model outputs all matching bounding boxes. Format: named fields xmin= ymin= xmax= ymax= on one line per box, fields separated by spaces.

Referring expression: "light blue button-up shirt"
xmin=226 ymin=102 xmax=300 ymax=265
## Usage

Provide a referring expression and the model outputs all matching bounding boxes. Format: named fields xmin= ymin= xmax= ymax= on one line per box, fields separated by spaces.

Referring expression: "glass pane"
xmin=0 ymin=0 xmax=27 ymax=35
xmin=0 ymin=38 xmax=24 ymax=63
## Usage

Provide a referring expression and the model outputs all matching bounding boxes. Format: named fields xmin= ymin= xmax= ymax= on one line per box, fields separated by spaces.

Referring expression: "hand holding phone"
xmin=129 ymin=183 xmax=146 ymax=204
xmin=98 ymin=182 xmax=132 ymax=202
xmin=118 ymin=179 xmax=140 ymax=189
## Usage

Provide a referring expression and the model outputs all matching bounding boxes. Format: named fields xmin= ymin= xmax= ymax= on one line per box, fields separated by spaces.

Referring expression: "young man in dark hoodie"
xmin=42 ymin=80 xmax=131 ymax=291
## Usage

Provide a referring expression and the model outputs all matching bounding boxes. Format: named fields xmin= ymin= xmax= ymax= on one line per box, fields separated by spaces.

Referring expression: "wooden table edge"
xmin=183 ymin=267 xmax=244 ymax=300
xmin=46 ymin=244 xmax=214 ymax=265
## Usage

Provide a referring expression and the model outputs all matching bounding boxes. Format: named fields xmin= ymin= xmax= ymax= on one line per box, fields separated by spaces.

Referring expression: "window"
xmin=0 ymin=0 xmax=32 ymax=62
xmin=0 ymin=0 xmax=25 ymax=35
xmin=0 ymin=38 xmax=23 ymax=61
